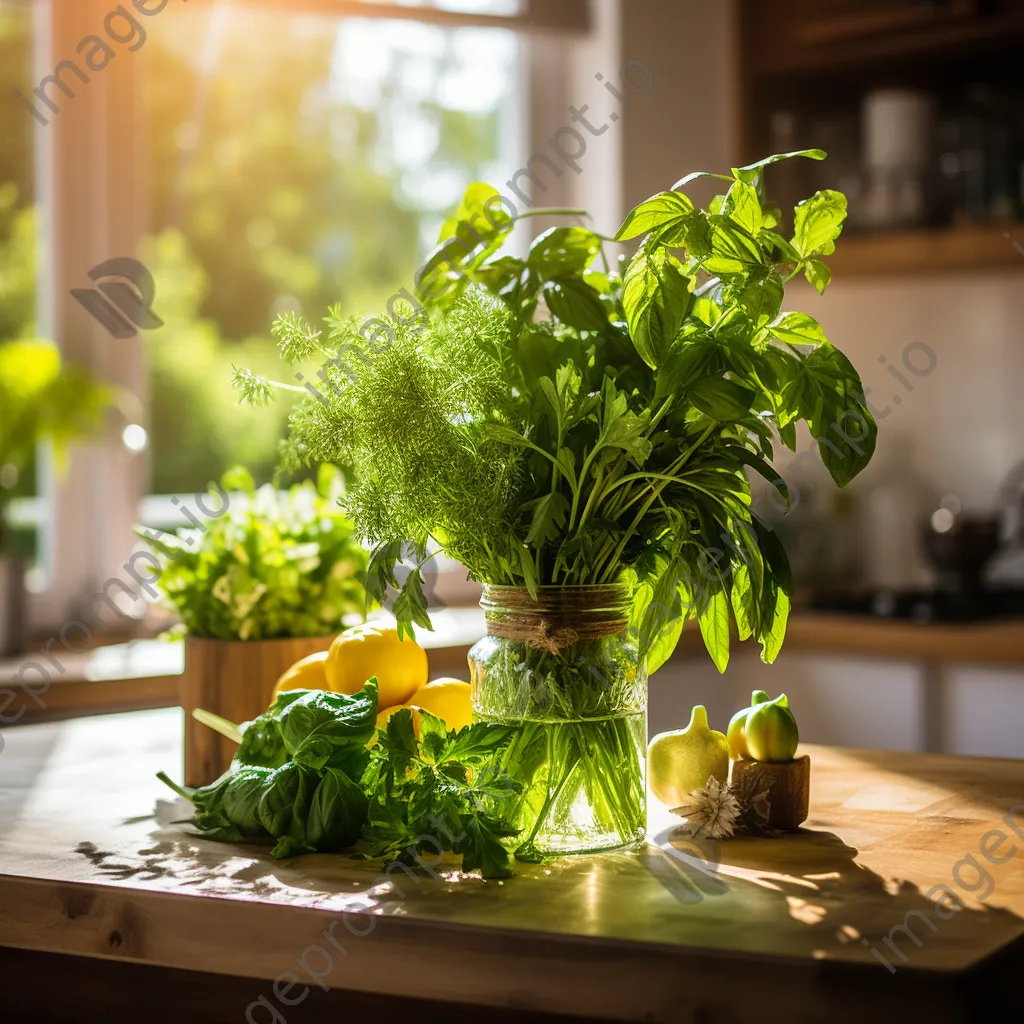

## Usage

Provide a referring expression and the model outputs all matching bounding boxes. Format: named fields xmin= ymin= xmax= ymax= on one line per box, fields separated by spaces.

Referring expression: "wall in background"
xmin=622 ymin=1 xmax=1024 ymax=535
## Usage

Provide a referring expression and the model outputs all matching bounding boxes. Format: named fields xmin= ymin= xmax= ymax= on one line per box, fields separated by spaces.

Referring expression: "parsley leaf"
xmin=360 ymin=710 xmax=521 ymax=879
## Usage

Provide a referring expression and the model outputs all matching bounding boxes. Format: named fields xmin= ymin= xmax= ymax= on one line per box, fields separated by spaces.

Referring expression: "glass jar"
xmin=468 ymin=584 xmax=647 ymax=858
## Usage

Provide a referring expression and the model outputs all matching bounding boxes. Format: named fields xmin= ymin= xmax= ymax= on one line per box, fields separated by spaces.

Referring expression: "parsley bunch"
xmin=235 ymin=151 xmax=875 ymax=673
xmin=142 ymin=464 xmax=368 ymax=640
xmin=361 ymin=708 xmax=520 ymax=878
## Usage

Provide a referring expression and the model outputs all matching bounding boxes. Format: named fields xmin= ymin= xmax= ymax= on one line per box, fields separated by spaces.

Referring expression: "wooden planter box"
xmin=180 ymin=635 xmax=335 ymax=787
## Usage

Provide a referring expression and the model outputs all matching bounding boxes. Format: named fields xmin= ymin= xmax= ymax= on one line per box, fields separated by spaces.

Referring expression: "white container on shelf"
xmin=863 ymin=89 xmax=935 ymax=171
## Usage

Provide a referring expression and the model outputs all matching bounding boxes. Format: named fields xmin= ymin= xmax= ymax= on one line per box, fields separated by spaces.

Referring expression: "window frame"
xmin=23 ymin=0 xmax=612 ymax=656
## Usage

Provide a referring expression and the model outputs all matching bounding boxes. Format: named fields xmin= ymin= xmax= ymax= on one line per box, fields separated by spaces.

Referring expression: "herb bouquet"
xmin=236 ymin=150 xmax=876 ymax=856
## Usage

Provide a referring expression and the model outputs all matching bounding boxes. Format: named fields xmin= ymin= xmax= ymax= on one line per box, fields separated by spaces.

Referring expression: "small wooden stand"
xmin=180 ymin=635 xmax=335 ymax=786
xmin=729 ymin=754 xmax=811 ymax=830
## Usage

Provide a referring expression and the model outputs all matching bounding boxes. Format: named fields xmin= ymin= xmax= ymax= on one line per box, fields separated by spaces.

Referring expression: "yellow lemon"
xmin=374 ymin=704 xmax=422 ymax=738
xmin=324 ymin=623 xmax=428 ymax=710
xmin=270 ymin=650 xmax=329 ymax=702
xmin=408 ymin=678 xmax=473 ymax=732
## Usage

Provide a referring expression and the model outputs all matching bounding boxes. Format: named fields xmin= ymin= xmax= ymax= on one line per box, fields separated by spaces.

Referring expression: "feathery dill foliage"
xmin=237 ymin=151 xmax=877 ymax=674
xmin=273 ymin=293 xmax=526 ymax=591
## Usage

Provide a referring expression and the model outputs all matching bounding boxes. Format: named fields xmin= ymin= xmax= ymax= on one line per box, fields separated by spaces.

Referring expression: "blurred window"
xmin=141 ymin=2 xmax=522 ymax=497
xmin=7 ymin=0 xmax=564 ymax=638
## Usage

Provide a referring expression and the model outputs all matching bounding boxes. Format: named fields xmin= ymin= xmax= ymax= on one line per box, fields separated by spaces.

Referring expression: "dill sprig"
xmin=269 ymin=292 xmax=526 ymax=598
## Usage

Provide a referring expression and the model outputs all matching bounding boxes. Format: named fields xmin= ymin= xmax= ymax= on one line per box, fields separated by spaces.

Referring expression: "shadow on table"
xmin=647 ymin=824 xmax=1024 ymax=975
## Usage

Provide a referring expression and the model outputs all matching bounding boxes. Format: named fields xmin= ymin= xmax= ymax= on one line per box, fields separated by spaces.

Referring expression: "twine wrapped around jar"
xmin=480 ymin=584 xmax=630 ymax=654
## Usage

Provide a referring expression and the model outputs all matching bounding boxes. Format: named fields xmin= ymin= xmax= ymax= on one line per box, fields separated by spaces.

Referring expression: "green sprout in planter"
xmin=141 ymin=464 xmax=368 ymax=640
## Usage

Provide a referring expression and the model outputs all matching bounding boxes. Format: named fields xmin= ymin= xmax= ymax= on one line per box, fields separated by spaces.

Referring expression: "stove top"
xmin=810 ymin=587 xmax=1024 ymax=623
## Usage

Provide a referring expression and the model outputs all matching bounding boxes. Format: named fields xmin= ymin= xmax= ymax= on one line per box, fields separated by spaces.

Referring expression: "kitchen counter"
xmin=0 ymin=710 xmax=1022 ymax=1022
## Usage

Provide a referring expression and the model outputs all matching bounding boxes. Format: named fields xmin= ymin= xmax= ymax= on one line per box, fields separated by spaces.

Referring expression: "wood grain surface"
xmin=0 ymin=710 xmax=1022 ymax=1022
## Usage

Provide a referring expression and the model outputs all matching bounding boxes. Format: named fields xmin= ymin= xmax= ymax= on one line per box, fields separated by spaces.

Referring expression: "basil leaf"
xmin=760 ymin=229 xmax=802 ymax=265
xmin=257 ymin=762 xmax=318 ymax=853
xmin=731 ymin=148 xmax=827 ymax=183
xmin=768 ymin=311 xmax=828 ymax=347
xmin=680 ymin=209 xmax=713 ymax=258
xmin=783 ymin=344 xmax=877 ymax=486
xmin=723 ymin=444 xmax=790 ymax=508
xmin=629 ymin=560 xmax=687 ymax=675
xmin=475 ymin=256 xmax=525 ymax=293
xmin=615 ymin=190 xmax=694 ymax=244
xmin=760 ymin=588 xmax=790 ymax=664
xmin=792 ymin=189 xmax=847 ymax=258
xmin=200 ymin=766 xmax=273 ymax=838
xmin=234 ymin=713 xmax=287 ymax=768
xmin=542 ymin=278 xmax=608 ymax=330
xmin=622 ymin=239 xmax=692 ymax=368
xmin=279 ymin=681 xmax=379 ymax=769
xmin=698 ymin=587 xmax=730 ymax=674
xmin=722 ymin=179 xmax=762 ymax=236
xmin=438 ymin=181 xmax=513 ymax=248
xmin=803 ymin=257 xmax=832 ymax=294
xmin=527 ymin=226 xmax=601 ymax=278
xmin=306 ymin=767 xmax=368 ymax=851
xmin=709 ymin=217 xmax=763 ymax=268
xmin=689 ymin=376 xmax=757 ymax=420
xmin=725 ymin=267 xmax=783 ymax=327
xmin=655 ymin=334 xmax=722 ymax=400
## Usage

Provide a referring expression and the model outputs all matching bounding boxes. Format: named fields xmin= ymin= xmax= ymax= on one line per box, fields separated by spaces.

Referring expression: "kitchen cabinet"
xmin=740 ymin=0 xmax=1024 ymax=75
xmin=736 ymin=0 xmax=1024 ymax=275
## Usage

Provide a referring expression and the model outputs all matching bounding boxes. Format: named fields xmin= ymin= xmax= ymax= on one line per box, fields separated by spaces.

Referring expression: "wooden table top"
xmin=1 ymin=710 xmax=1022 ymax=1022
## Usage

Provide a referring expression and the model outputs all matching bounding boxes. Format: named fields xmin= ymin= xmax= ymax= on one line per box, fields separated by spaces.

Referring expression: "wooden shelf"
xmin=674 ymin=612 xmax=1024 ymax=665
xmin=825 ymin=223 xmax=1024 ymax=277
xmin=750 ymin=12 xmax=1024 ymax=76
xmin=4 ymin=611 xmax=1023 ymax=726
